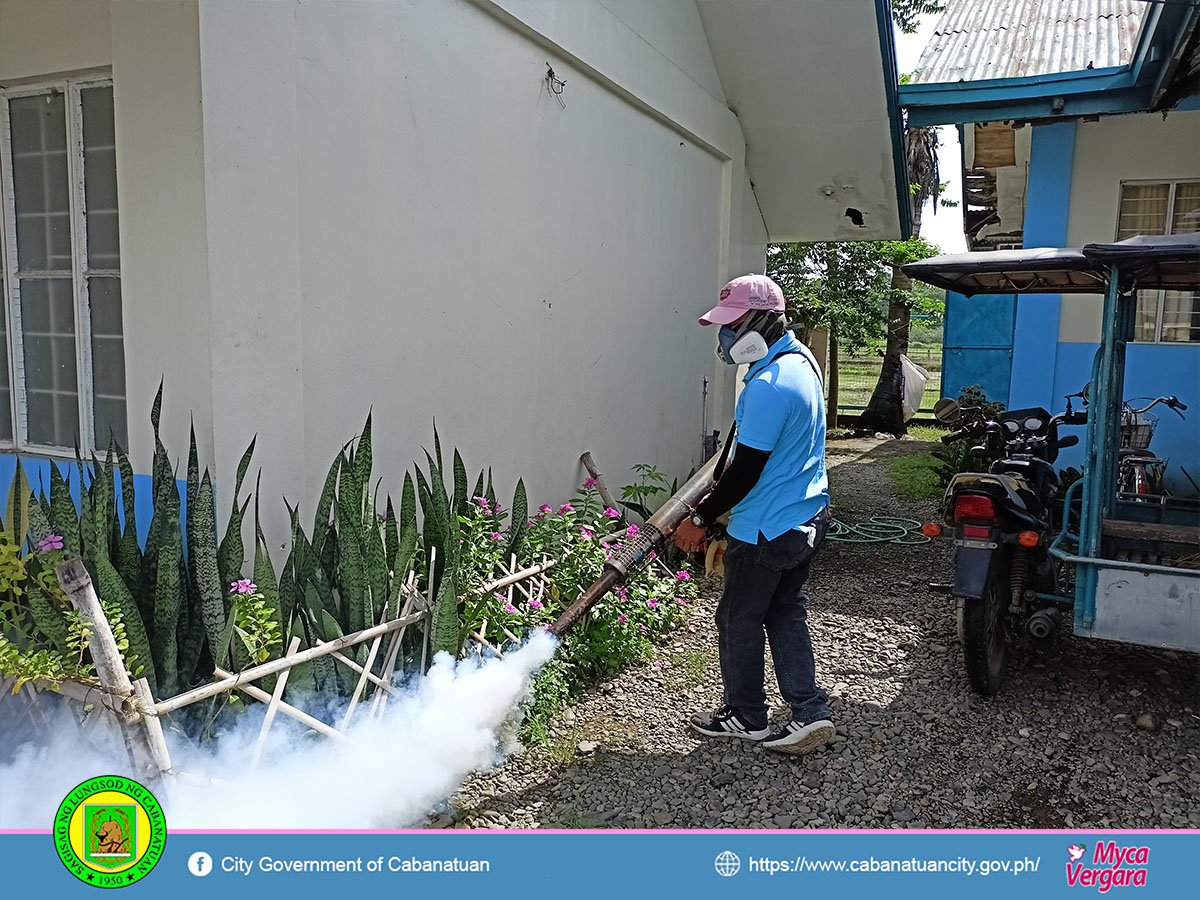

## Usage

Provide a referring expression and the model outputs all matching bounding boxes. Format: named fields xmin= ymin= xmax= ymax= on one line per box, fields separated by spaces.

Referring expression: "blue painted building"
xmin=902 ymin=0 xmax=1200 ymax=491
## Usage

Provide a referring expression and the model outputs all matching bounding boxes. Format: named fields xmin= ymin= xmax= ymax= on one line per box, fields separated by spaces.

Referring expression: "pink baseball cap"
xmin=699 ymin=274 xmax=786 ymax=325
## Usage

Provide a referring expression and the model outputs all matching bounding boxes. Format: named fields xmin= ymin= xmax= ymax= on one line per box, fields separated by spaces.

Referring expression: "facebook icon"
xmin=188 ymin=852 xmax=213 ymax=877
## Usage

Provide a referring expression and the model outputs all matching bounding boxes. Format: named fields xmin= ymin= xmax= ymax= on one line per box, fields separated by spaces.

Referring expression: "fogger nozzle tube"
xmin=548 ymin=453 xmax=721 ymax=636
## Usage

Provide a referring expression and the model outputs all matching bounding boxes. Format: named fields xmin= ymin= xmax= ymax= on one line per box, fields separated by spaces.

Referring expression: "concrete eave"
xmin=696 ymin=0 xmax=910 ymax=242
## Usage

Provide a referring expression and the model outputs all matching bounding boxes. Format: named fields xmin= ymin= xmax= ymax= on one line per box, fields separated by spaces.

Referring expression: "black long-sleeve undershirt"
xmin=694 ymin=445 xmax=771 ymax=524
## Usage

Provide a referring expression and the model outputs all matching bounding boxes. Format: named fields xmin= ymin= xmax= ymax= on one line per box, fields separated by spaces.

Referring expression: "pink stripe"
xmin=4 ymin=827 xmax=1196 ymax=836
xmin=161 ymin=828 xmax=1199 ymax=836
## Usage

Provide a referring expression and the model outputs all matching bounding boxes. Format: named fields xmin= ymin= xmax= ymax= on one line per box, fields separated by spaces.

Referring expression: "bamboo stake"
xmin=468 ymin=558 xmax=559 ymax=595
xmin=316 ymin=644 xmax=399 ymax=697
xmin=131 ymin=677 xmax=172 ymax=775
xmin=154 ymin=609 xmax=426 ymax=715
xmin=370 ymin=574 xmax=418 ymax=721
xmin=420 ymin=547 xmax=435 ymax=674
xmin=55 ymin=558 xmax=168 ymax=781
xmin=56 ymin=559 xmax=133 ymax=698
xmin=214 ymin=667 xmax=347 ymax=742
xmin=581 ymin=451 xmax=620 ymax=512
xmin=250 ymin=636 xmax=301 ymax=770
xmin=340 ymin=612 xmax=385 ymax=731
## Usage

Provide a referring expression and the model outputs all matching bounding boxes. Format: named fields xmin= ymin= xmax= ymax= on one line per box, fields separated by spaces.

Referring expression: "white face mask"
xmin=716 ymin=321 xmax=770 ymax=365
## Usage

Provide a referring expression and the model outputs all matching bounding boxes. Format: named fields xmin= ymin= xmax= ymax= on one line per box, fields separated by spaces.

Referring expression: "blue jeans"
xmin=716 ymin=509 xmax=831 ymax=731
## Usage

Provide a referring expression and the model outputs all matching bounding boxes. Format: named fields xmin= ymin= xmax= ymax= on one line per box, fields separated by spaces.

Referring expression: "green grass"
xmin=886 ymin=453 xmax=945 ymax=501
xmin=668 ymin=648 xmax=715 ymax=686
xmin=907 ymin=424 xmax=950 ymax=443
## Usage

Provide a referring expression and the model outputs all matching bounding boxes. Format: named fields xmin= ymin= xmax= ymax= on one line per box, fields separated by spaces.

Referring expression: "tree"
xmin=891 ymin=0 xmax=946 ymax=34
xmin=858 ymin=125 xmax=944 ymax=436
xmin=768 ymin=237 xmax=939 ymax=428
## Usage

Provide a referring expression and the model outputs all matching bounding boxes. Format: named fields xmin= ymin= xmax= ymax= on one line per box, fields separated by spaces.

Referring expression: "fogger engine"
xmin=548 ymin=453 xmax=720 ymax=636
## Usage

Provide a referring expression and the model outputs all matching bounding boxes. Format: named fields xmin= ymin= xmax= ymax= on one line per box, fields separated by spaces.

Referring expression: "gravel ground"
xmin=446 ymin=437 xmax=1199 ymax=830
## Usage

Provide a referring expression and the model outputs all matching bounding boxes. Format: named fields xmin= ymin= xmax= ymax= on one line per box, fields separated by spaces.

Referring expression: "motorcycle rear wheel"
xmin=961 ymin=569 xmax=1009 ymax=695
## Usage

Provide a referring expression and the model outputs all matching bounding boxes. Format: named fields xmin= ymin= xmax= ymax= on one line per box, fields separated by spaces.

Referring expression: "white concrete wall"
xmin=195 ymin=0 xmax=757 ymax=538
xmin=1061 ymin=109 xmax=1200 ymax=343
xmin=0 ymin=0 xmax=212 ymax=477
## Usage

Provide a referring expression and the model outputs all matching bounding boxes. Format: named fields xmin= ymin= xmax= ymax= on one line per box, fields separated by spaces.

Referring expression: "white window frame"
xmin=1117 ymin=178 xmax=1200 ymax=345
xmin=0 ymin=72 xmax=117 ymax=456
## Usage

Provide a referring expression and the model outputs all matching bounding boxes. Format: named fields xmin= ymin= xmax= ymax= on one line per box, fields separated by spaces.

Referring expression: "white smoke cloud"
xmin=0 ymin=632 xmax=556 ymax=829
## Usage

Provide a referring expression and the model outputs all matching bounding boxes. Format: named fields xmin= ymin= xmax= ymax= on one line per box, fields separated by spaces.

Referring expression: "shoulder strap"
xmin=714 ymin=348 xmax=820 ymax=479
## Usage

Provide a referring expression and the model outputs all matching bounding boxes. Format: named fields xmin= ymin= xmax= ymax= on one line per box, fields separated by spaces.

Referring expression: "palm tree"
xmin=859 ymin=125 xmax=942 ymax=436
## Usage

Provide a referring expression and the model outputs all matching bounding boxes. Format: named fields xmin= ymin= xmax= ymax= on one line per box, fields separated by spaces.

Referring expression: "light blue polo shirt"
xmin=726 ymin=332 xmax=829 ymax=543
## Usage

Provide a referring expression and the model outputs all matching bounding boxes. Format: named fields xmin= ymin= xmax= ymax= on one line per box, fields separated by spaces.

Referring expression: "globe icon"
xmin=714 ymin=850 xmax=741 ymax=877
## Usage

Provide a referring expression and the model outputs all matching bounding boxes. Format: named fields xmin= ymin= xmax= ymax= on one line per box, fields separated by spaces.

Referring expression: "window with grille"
xmin=0 ymin=76 xmax=126 ymax=452
xmin=1116 ymin=180 xmax=1200 ymax=344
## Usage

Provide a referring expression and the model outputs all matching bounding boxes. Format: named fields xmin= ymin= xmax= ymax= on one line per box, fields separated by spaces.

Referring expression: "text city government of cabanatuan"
xmin=222 ymin=856 xmax=491 ymax=875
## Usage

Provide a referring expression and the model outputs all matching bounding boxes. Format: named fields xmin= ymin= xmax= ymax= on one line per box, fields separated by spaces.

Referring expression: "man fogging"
xmin=676 ymin=274 xmax=835 ymax=755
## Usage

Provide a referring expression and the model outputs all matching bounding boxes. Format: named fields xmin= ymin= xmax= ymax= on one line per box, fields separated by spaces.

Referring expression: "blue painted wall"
xmin=941 ymin=291 xmax=1016 ymax=404
xmin=1010 ymin=121 xmax=1077 ymax=411
xmin=0 ymin=453 xmax=180 ymax=548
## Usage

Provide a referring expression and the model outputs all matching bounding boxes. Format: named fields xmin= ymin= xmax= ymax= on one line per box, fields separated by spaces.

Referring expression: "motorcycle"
xmin=929 ymin=395 xmax=1087 ymax=695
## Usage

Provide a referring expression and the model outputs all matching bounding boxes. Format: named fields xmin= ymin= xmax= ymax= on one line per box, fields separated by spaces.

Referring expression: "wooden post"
xmin=581 ymin=452 xmax=620 ymax=512
xmin=55 ymin=558 xmax=170 ymax=782
xmin=250 ymin=636 xmax=301 ymax=770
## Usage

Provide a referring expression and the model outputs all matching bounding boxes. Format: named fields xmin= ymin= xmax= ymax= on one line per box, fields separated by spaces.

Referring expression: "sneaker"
xmin=690 ymin=705 xmax=770 ymax=741
xmin=762 ymin=719 xmax=836 ymax=755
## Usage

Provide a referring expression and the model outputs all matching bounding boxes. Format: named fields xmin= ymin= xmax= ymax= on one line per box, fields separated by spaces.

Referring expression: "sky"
xmin=895 ymin=16 xmax=967 ymax=254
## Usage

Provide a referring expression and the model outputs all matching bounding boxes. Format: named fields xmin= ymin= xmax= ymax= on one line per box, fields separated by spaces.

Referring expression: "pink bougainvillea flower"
xmin=494 ymin=592 xmax=507 ymax=601
xmin=37 ymin=534 xmax=64 ymax=553
xmin=627 ymin=524 xmax=640 ymax=536
xmin=653 ymin=661 xmax=663 ymax=668
xmin=604 ymin=507 xmax=619 ymax=518
xmin=675 ymin=597 xmax=687 ymax=605
xmin=648 ymin=551 xmax=657 ymax=560
xmin=639 ymin=623 xmax=648 ymax=632
xmin=584 ymin=477 xmax=596 ymax=487
xmin=647 ymin=598 xmax=658 ymax=609
xmin=539 ymin=504 xmax=553 ymax=514
xmin=230 ymin=579 xmax=257 ymax=595
xmin=675 ymin=570 xmax=690 ymax=580
xmin=490 ymin=532 xmax=503 ymax=541
xmin=618 ymin=614 xmax=628 ymax=623
xmin=580 ymin=526 xmax=594 ymax=540
xmin=529 ymin=599 xmax=544 ymax=610
xmin=504 ymin=603 xmax=518 ymax=615
xmin=558 ymin=503 xmax=575 ymax=514
xmin=474 ymin=496 xmax=490 ymax=509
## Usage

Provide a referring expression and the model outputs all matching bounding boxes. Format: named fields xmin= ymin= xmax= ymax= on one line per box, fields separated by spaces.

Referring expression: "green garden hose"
xmin=826 ymin=516 xmax=931 ymax=545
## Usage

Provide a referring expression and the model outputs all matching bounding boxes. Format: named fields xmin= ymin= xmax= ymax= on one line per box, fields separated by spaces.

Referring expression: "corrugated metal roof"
xmin=910 ymin=0 xmax=1148 ymax=84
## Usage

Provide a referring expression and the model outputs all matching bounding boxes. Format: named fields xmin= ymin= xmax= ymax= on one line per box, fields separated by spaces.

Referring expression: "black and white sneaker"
xmin=690 ymin=705 xmax=770 ymax=741
xmin=762 ymin=719 xmax=836 ymax=755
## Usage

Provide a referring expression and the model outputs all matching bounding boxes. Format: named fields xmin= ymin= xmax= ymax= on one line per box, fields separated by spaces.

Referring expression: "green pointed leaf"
xmin=115 ymin=450 xmax=141 ymax=595
xmin=48 ymin=463 xmax=81 ymax=557
xmin=504 ymin=478 xmax=528 ymax=563
xmin=353 ymin=412 xmax=373 ymax=517
xmin=95 ymin=553 xmax=157 ymax=696
xmin=452 ymin=448 xmax=468 ymax=519
xmin=6 ymin=459 xmax=31 ymax=550
xmin=192 ymin=471 xmax=226 ymax=672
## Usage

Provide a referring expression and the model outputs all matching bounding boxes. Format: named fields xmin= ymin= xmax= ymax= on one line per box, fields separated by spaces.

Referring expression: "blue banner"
xmin=1 ymin=830 xmax=1191 ymax=898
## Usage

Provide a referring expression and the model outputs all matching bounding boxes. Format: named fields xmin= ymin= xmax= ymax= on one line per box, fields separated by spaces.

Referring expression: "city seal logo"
xmin=54 ymin=776 xmax=166 ymax=888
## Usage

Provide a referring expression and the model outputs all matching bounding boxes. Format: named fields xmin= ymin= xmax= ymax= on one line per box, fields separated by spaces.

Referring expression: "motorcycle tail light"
xmin=1018 ymin=531 xmax=1040 ymax=547
xmin=1137 ymin=481 xmax=1148 ymax=495
xmin=954 ymin=494 xmax=998 ymax=523
xmin=961 ymin=525 xmax=992 ymax=538
xmin=922 ymin=522 xmax=942 ymax=537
